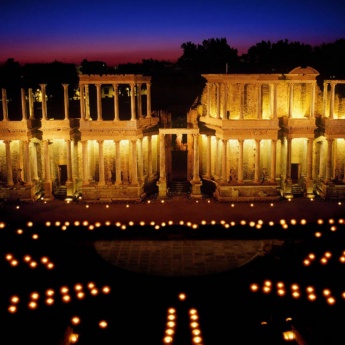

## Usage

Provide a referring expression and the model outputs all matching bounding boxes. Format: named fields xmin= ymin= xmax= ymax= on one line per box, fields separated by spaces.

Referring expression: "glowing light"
xmin=193 ymin=336 xmax=203 ymax=343
xmin=323 ymin=289 xmax=331 ymax=296
xmin=77 ymin=292 xmax=85 ymax=299
xmin=10 ymin=260 xmax=18 ymax=266
xmin=31 ymin=292 xmax=39 ymax=300
xmin=29 ymin=261 xmax=37 ymax=268
xmin=62 ymin=295 xmax=71 ymax=303
xmin=327 ymin=297 xmax=336 ymax=305
xmin=90 ymin=288 xmax=98 ymax=295
xmin=32 ymin=234 xmax=39 ymax=240
xmin=315 ymin=232 xmax=322 ymax=238
xmin=308 ymin=294 xmax=317 ymax=301
xmin=16 ymin=229 xmax=23 ymax=234
xmin=163 ymin=336 xmax=173 ymax=343
xmin=41 ymin=257 xmax=49 ymax=264
xmin=71 ymin=316 xmax=80 ymax=325
xmin=179 ymin=293 xmax=186 ymax=300
xmin=28 ymin=301 xmax=37 ymax=309
xmin=102 ymin=286 xmax=111 ymax=294
xmin=46 ymin=289 xmax=54 ymax=296
xmin=45 ymin=221 xmax=51 ymax=226
xmin=24 ymin=255 xmax=31 ymax=262
xmin=10 ymin=296 xmax=19 ymax=303
xmin=168 ymin=308 xmax=176 ymax=314
xmin=8 ymin=305 xmax=17 ymax=313
xmin=47 ymin=262 xmax=54 ymax=269
xmin=46 ymin=298 xmax=54 ymax=305
xmin=27 ymin=221 xmax=33 ymax=227
xmin=74 ymin=284 xmax=83 ymax=291
xmin=190 ymin=322 xmax=199 ymax=328
xmin=317 ymin=219 xmax=324 ymax=224
xmin=55 ymin=221 xmax=61 ymax=227
xmin=60 ymin=286 xmax=69 ymax=294
xmin=99 ymin=320 xmax=108 ymax=328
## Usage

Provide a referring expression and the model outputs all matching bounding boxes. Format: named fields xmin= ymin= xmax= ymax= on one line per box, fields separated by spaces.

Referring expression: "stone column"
xmin=257 ymin=83 xmax=262 ymax=119
xmin=216 ymin=83 xmax=221 ymax=119
xmin=307 ymin=138 xmax=313 ymax=180
xmin=82 ymin=140 xmax=89 ymax=185
xmin=192 ymin=134 xmax=201 ymax=181
xmin=21 ymin=88 xmax=27 ymax=120
xmin=146 ymin=83 xmax=151 ymax=118
xmin=237 ymin=139 xmax=244 ymax=183
xmin=40 ymin=84 xmax=47 ymax=120
xmin=28 ymin=88 xmax=35 ymax=119
xmin=254 ymin=139 xmax=260 ymax=183
xmin=207 ymin=83 xmax=211 ymax=117
xmin=310 ymin=82 xmax=316 ymax=118
xmin=62 ymin=84 xmax=69 ymax=120
xmin=223 ymin=83 xmax=228 ymax=119
xmin=137 ymin=84 xmax=142 ymax=118
xmin=115 ymin=140 xmax=122 ymax=185
xmin=147 ymin=136 xmax=153 ymax=178
xmin=113 ymin=83 xmax=119 ymax=121
xmin=138 ymin=138 xmax=143 ymax=181
xmin=4 ymin=140 xmax=13 ymax=186
xmin=215 ymin=138 xmax=220 ymax=179
xmin=65 ymin=140 xmax=72 ymax=183
xmin=72 ymin=139 xmax=79 ymax=182
xmin=205 ymin=135 xmax=211 ymax=178
xmin=330 ymin=82 xmax=336 ymax=119
xmin=65 ymin=139 xmax=73 ymax=196
xmin=131 ymin=140 xmax=138 ymax=185
xmin=85 ymin=85 xmax=91 ymax=120
xmin=270 ymin=139 xmax=277 ymax=183
xmin=269 ymin=83 xmax=278 ymax=119
xmin=130 ymin=83 xmax=136 ymax=121
xmin=288 ymin=83 xmax=294 ymax=118
xmin=23 ymin=140 xmax=31 ymax=185
xmin=323 ymin=82 xmax=328 ymax=117
xmin=80 ymin=84 xmax=85 ymax=119
xmin=96 ymin=84 xmax=102 ymax=121
xmin=31 ymin=142 xmax=39 ymax=181
xmin=286 ymin=138 xmax=292 ymax=179
xmin=221 ymin=139 xmax=227 ymax=182
xmin=239 ymin=84 xmax=244 ymax=119
xmin=2 ymin=89 xmax=8 ymax=121
xmin=326 ymin=139 xmax=333 ymax=181
xmin=43 ymin=140 xmax=51 ymax=182
xmin=157 ymin=134 xmax=167 ymax=197
xmin=43 ymin=139 xmax=53 ymax=199
xmin=97 ymin=140 xmax=105 ymax=185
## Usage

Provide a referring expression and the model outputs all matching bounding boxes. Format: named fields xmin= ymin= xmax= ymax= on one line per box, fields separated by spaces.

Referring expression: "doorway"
xmin=291 ymin=163 xmax=300 ymax=183
xmin=58 ymin=165 xmax=67 ymax=185
xmin=171 ymin=151 xmax=187 ymax=180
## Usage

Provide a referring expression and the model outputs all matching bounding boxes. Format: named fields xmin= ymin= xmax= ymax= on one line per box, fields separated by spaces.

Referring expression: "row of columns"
xmin=203 ymin=137 xmax=277 ymax=184
xmin=206 ymin=81 xmax=317 ymax=119
xmin=79 ymin=83 xmax=151 ymax=121
xmin=81 ymin=138 xmax=154 ymax=186
xmin=323 ymin=81 xmax=345 ymax=118
xmin=1 ymin=137 xmax=156 ymax=188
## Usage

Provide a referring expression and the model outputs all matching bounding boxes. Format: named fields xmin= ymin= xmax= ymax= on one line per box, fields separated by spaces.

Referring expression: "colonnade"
xmin=79 ymin=82 xmax=151 ymax=121
xmin=202 ymin=137 xmax=278 ymax=184
xmin=206 ymin=81 xmax=318 ymax=119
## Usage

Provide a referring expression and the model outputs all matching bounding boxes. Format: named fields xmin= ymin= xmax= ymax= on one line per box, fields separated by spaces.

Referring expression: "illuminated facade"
xmin=0 ymin=67 xmax=344 ymax=202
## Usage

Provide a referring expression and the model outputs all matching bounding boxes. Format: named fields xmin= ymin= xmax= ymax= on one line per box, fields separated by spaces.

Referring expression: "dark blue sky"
xmin=1 ymin=0 xmax=344 ymax=66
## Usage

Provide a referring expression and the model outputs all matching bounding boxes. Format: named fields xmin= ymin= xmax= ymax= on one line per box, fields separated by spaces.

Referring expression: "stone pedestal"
xmin=283 ymin=178 xmax=293 ymax=199
xmin=157 ymin=180 xmax=167 ymax=198
xmin=190 ymin=180 xmax=202 ymax=198
xmin=43 ymin=181 xmax=54 ymax=200
xmin=305 ymin=179 xmax=315 ymax=198
xmin=66 ymin=181 xmax=74 ymax=197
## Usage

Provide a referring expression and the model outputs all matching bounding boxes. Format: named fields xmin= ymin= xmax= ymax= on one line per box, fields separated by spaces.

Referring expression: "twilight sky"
xmin=1 ymin=0 xmax=344 ymax=66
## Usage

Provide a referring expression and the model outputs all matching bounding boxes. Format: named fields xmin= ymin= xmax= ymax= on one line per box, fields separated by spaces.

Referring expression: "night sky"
xmin=1 ymin=0 xmax=345 ymax=66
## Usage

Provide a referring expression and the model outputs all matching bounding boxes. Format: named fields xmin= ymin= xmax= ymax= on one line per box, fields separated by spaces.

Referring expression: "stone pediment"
xmin=288 ymin=66 xmax=319 ymax=75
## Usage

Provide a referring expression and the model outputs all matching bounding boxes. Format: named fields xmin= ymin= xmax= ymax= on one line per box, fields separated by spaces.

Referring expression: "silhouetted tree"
xmin=80 ymin=59 xmax=115 ymax=75
xmin=177 ymin=38 xmax=239 ymax=73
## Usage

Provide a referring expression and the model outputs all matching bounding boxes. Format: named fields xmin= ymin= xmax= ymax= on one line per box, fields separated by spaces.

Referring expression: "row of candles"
xmin=163 ymin=293 xmax=204 ymax=345
xmin=250 ymin=280 xmax=343 ymax=305
xmin=7 ymin=282 xmax=111 ymax=313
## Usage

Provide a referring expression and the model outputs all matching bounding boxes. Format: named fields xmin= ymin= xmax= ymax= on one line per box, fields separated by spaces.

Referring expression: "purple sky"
xmin=1 ymin=0 xmax=344 ymax=66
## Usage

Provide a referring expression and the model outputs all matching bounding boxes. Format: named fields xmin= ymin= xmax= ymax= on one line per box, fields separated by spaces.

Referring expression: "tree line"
xmin=0 ymin=38 xmax=344 ymax=115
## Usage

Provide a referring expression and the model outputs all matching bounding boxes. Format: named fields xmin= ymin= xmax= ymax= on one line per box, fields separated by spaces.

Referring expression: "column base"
xmin=190 ymin=179 xmax=203 ymax=198
xmin=157 ymin=179 xmax=167 ymax=198
xmin=43 ymin=181 xmax=54 ymax=200
xmin=66 ymin=181 xmax=74 ymax=197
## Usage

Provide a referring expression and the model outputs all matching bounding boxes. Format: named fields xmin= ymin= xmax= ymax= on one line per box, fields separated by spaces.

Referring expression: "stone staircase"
xmin=291 ymin=183 xmax=304 ymax=196
xmin=53 ymin=185 xmax=67 ymax=199
xmin=168 ymin=180 xmax=191 ymax=196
